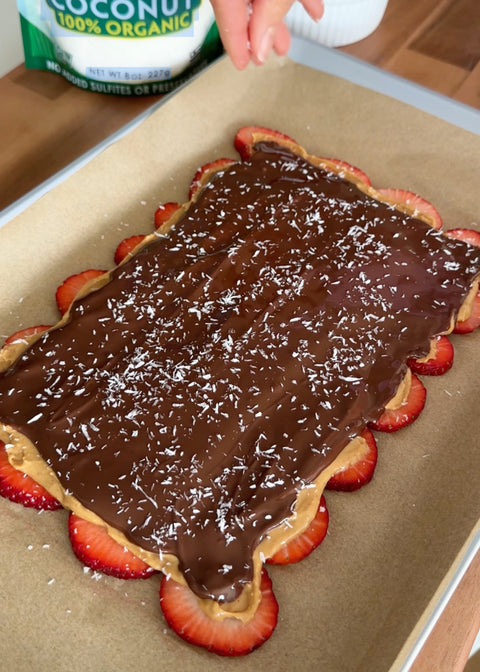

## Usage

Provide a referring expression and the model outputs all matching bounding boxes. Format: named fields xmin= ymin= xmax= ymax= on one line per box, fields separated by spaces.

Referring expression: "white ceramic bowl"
xmin=286 ymin=0 xmax=389 ymax=47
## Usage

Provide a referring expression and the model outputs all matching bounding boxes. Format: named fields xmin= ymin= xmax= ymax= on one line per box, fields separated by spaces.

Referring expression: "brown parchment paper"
xmin=1 ymin=54 xmax=480 ymax=672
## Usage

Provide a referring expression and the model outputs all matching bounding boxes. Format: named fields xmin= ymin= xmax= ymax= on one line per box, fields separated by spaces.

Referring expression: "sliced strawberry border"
xmin=453 ymin=291 xmax=480 ymax=334
xmin=154 ymin=201 xmax=182 ymax=230
xmin=159 ymin=567 xmax=278 ymax=657
xmin=1 ymin=126 xmax=478 ymax=657
xmin=444 ymin=228 xmax=480 ymax=333
xmin=114 ymin=234 xmax=147 ymax=265
xmin=368 ymin=372 xmax=427 ymax=433
xmin=376 ymin=187 xmax=442 ymax=230
xmin=0 ymin=440 xmax=62 ymax=510
xmin=322 ymin=158 xmax=371 ymax=186
xmin=445 ymin=228 xmax=480 ymax=248
xmin=4 ymin=324 xmax=51 ymax=347
xmin=234 ymin=126 xmax=297 ymax=161
xmin=55 ymin=269 xmax=107 ymax=316
xmin=326 ymin=429 xmax=378 ymax=492
xmin=68 ymin=512 xmax=157 ymax=580
xmin=189 ymin=158 xmax=237 ymax=200
xmin=267 ymin=495 xmax=329 ymax=565
xmin=407 ymin=335 xmax=454 ymax=376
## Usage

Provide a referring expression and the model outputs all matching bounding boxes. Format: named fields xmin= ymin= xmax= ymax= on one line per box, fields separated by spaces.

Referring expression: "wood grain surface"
xmin=409 ymin=554 xmax=480 ymax=672
xmin=342 ymin=0 xmax=480 ymax=110
xmin=0 ymin=0 xmax=479 ymax=669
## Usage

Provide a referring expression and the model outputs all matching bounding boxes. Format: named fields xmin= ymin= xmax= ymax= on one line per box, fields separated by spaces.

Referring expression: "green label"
xmin=45 ymin=0 xmax=201 ymax=38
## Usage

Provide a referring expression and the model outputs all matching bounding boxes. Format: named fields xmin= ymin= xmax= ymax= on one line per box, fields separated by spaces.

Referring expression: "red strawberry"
xmin=189 ymin=158 xmax=236 ymax=199
xmin=444 ymin=228 xmax=480 ymax=248
xmin=68 ymin=512 xmax=157 ymax=580
xmin=407 ymin=335 xmax=454 ymax=376
xmin=324 ymin=158 xmax=371 ymax=186
xmin=326 ymin=428 xmax=378 ymax=492
xmin=234 ymin=126 xmax=296 ymax=161
xmin=114 ymin=234 xmax=146 ymax=265
xmin=55 ymin=269 xmax=106 ymax=316
xmin=0 ymin=440 xmax=62 ymax=510
xmin=444 ymin=229 xmax=480 ymax=333
xmin=154 ymin=201 xmax=181 ymax=230
xmin=454 ymin=290 xmax=480 ymax=334
xmin=377 ymin=188 xmax=443 ymax=230
xmin=368 ymin=372 xmax=426 ymax=432
xmin=4 ymin=324 xmax=51 ymax=346
xmin=267 ymin=495 xmax=328 ymax=565
xmin=159 ymin=568 xmax=278 ymax=656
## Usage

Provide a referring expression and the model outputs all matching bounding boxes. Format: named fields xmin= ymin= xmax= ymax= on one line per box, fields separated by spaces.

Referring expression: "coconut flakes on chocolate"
xmin=1 ymin=135 xmax=480 ymax=611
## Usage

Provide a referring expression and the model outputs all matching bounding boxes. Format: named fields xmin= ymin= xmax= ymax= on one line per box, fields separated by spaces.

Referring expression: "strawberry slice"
xmin=114 ymin=234 xmax=146 ymax=265
xmin=0 ymin=440 xmax=62 ymax=510
xmin=4 ymin=324 xmax=51 ymax=346
xmin=189 ymin=158 xmax=236 ymax=199
xmin=68 ymin=512 xmax=157 ymax=580
xmin=444 ymin=228 xmax=480 ymax=248
xmin=159 ymin=567 xmax=278 ymax=656
xmin=234 ymin=126 xmax=296 ymax=161
xmin=326 ymin=428 xmax=378 ymax=492
xmin=324 ymin=158 xmax=371 ymax=186
xmin=267 ymin=495 xmax=328 ymax=565
xmin=377 ymin=188 xmax=443 ymax=230
xmin=368 ymin=372 xmax=426 ymax=432
xmin=453 ymin=290 xmax=480 ymax=334
xmin=407 ymin=335 xmax=454 ymax=376
xmin=55 ymin=269 xmax=106 ymax=316
xmin=443 ymin=229 xmax=480 ymax=333
xmin=154 ymin=201 xmax=181 ymax=230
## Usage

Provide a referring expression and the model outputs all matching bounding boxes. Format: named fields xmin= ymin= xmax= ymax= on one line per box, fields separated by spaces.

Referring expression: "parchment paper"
xmin=1 ymin=54 xmax=479 ymax=672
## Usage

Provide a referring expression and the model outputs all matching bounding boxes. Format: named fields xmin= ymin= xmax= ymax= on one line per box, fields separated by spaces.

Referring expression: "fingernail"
xmin=257 ymin=27 xmax=274 ymax=63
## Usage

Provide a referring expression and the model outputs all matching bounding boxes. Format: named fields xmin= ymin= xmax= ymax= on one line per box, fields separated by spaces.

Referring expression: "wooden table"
xmin=1 ymin=0 xmax=479 ymax=669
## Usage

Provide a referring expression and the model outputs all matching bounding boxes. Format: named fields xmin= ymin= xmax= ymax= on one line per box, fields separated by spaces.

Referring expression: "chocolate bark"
xmin=1 ymin=142 xmax=479 ymax=602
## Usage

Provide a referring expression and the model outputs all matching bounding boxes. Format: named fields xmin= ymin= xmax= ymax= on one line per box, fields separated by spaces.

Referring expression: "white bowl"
xmin=286 ymin=0 xmax=389 ymax=47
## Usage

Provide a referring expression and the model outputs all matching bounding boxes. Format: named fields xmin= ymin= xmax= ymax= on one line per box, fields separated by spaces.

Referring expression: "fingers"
xmin=210 ymin=0 xmax=251 ymax=70
xmin=248 ymin=0 xmax=323 ymax=64
xmin=211 ymin=0 xmax=324 ymax=69
xmin=247 ymin=0 xmax=295 ymax=64
xmin=301 ymin=0 xmax=324 ymax=21
xmin=272 ymin=21 xmax=291 ymax=58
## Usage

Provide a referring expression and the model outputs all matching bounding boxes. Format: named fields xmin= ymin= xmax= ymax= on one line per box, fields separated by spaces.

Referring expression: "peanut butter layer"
xmin=1 ymin=141 xmax=480 ymax=605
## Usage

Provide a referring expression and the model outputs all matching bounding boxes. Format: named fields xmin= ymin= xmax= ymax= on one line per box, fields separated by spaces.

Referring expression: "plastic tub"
xmin=286 ymin=0 xmax=389 ymax=47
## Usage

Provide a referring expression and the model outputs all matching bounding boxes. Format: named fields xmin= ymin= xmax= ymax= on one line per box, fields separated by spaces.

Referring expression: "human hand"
xmin=210 ymin=0 xmax=324 ymax=69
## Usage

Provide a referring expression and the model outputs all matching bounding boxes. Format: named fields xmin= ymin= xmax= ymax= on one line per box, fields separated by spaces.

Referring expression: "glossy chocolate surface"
xmin=1 ymin=142 xmax=480 ymax=602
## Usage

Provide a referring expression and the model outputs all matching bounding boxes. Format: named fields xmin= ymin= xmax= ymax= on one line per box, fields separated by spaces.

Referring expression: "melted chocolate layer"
xmin=1 ymin=142 xmax=480 ymax=602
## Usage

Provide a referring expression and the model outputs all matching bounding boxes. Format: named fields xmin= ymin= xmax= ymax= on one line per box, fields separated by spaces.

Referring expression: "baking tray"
xmin=1 ymin=38 xmax=479 ymax=672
